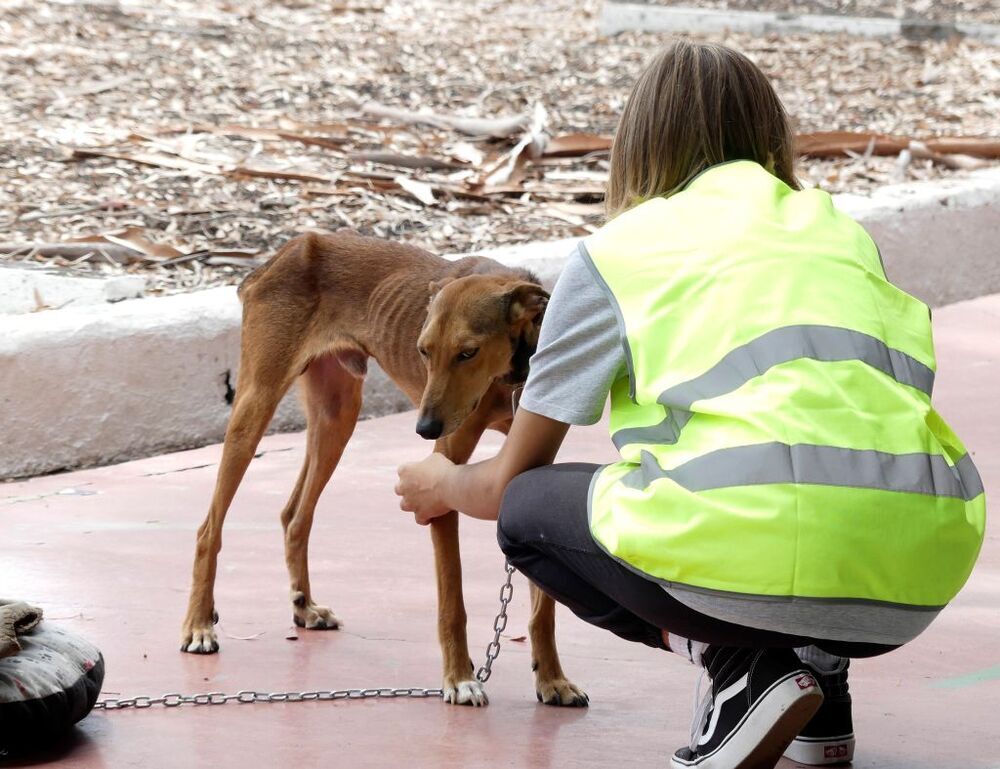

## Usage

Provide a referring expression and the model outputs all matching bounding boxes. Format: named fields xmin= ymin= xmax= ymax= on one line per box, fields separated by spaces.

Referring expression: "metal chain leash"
xmin=474 ymin=559 xmax=515 ymax=684
xmin=94 ymin=560 xmax=516 ymax=711
xmin=93 ymin=686 xmax=444 ymax=710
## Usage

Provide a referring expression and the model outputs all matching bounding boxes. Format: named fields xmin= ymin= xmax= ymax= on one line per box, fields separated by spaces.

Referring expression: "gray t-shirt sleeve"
xmin=519 ymin=248 xmax=626 ymax=425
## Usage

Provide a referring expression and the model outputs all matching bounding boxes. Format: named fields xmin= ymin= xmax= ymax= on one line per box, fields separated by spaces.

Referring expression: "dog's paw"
xmin=180 ymin=623 xmax=219 ymax=654
xmin=536 ymin=677 xmax=589 ymax=707
xmin=292 ymin=595 xmax=341 ymax=630
xmin=443 ymin=679 xmax=488 ymax=707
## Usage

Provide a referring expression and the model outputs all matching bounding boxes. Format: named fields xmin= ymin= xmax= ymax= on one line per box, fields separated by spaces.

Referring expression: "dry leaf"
xmin=485 ymin=103 xmax=548 ymax=187
xmin=544 ymin=133 xmax=613 ymax=157
xmin=69 ymin=227 xmax=183 ymax=260
xmin=103 ymin=227 xmax=183 ymax=259
xmin=394 ymin=176 xmax=437 ymax=205
xmin=449 ymin=142 xmax=486 ymax=166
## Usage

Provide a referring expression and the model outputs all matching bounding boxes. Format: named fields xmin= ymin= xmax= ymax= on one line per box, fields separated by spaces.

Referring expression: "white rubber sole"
xmin=672 ymin=671 xmax=823 ymax=769
xmin=783 ymin=734 xmax=856 ymax=765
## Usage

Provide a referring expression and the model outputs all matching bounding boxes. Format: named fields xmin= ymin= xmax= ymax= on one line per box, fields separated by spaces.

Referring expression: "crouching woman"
xmin=396 ymin=41 xmax=986 ymax=769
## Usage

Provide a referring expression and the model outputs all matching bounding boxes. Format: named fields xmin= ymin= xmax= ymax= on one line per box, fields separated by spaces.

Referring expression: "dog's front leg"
xmin=529 ymin=582 xmax=589 ymax=707
xmin=431 ymin=424 xmax=488 ymax=706
xmin=429 ymin=511 xmax=483 ymax=705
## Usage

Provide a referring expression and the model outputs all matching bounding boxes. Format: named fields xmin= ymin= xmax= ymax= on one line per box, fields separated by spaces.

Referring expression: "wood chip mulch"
xmin=1 ymin=0 xmax=997 ymax=296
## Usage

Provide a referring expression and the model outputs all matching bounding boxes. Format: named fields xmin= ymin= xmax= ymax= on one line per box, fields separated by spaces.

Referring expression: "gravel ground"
xmin=1 ymin=0 xmax=998 ymax=295
xmin=627 ymin=0 xmax=1000 ymax=25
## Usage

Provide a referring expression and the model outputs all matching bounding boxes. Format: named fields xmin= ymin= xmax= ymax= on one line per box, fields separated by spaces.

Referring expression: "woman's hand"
xmin=395 ymin=410 xmax=570 ymax=524
xmin=396 ymin=453 xmax=455 ymax=525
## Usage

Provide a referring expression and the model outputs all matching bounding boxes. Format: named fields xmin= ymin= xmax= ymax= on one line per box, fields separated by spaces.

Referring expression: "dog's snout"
xmin=415 ymin=414 xmax=444 ymax=440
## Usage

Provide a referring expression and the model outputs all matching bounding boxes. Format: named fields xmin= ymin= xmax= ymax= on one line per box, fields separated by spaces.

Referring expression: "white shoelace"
xmin=688 ymin=668 xmax=712 ymax=752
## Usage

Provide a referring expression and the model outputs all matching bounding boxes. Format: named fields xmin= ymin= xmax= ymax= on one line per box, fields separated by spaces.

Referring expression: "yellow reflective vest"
xmin=583 ymin=161 xmax=985 ymax=613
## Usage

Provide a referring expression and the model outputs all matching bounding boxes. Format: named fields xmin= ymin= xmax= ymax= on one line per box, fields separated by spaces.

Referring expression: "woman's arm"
xmin=397 ymin=247 xmax=623 ymax=525
xmin=396 ymin=408 xmax=569 ymax=524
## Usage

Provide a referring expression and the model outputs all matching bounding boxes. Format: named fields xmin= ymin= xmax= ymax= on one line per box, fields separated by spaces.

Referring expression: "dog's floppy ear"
xmin=503 ymin=283 xmax=549 ymax=326
xmin=428 ymin=277 xmax=455 ymax=301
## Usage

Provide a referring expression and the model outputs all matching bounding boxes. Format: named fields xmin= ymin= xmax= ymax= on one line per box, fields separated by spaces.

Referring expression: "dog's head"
xmin=415 ymin=274 xmax=548 ymax=440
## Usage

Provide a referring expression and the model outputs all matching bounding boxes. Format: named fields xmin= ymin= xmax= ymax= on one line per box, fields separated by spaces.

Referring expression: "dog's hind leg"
xmin=180 ymin=301 xmax=306 ymax=654
xmin=529 ymin=583 xmax=589 ymax=707
xmin=281 ymin=351 xmax=364 ymax=631
xmin=431 ymin=419 xmax=491 ymax=706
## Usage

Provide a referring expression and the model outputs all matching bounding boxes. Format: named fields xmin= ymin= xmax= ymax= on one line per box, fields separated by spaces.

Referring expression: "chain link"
xmin=94 ymin=560 xmax=516 ymax=710
xmin=474 ymin=559 xmax=515 ymax=683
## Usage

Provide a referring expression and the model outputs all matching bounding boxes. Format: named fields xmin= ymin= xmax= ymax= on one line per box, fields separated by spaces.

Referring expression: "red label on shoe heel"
xmin=794 ymin=673 xmax=818 ymax=690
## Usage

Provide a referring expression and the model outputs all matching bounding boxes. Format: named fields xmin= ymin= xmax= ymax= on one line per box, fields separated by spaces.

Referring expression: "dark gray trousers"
xmin=497 ymin=463 xmax=895 ymax=658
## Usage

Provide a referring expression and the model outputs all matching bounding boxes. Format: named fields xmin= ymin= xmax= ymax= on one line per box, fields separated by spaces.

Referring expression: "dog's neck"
xmin=500 ymin=327 xmax=538 ymax=386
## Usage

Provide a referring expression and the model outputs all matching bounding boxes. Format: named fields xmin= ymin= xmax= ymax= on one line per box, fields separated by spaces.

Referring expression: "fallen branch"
xmin=907 ymin=141 xmax=990 ymax=170
xmin=796 ymin=132 xmax=1000 ymax=159
xmin=228 ymin=165 xmax=337 ymax=184
xmin=70 ymin=148 xmax=220 ymax=174
xmin=0 ymin=242 xmax=138 ymax=262
xmin=205 ymin=255 xmax=268 ymax=267
xmin=183 ymin=124 xmax=351 ymax=149
xmin=16 ymin=203 xmax=129 ymax=222
xmin=277 ymin=131 xmax=348 ymax=150
xmin=360 ymin=102 xmax=531 ymax=138
xmin=350 ymin=151 xmax=465 ymax=171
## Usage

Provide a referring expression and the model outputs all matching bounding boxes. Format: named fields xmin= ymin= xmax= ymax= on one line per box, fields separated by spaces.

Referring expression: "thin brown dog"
xmin=180 ymin=229 xmax=586 ymax=707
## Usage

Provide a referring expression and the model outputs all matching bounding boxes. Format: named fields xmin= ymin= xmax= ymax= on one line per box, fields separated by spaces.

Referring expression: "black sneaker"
xmin=784 ymin=659 xmax=854 ymax=765
xmin=671 ymin=647 xmax=823 ymax=769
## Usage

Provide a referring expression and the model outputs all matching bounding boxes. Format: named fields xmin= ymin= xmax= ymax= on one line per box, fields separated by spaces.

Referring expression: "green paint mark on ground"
xmin=932 ymin=664 xmax=1000 ymax=689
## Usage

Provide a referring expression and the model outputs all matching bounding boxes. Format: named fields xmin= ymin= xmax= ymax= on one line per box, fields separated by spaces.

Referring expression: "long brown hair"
xmin=605 ymin=40 xmax=799 ymax=217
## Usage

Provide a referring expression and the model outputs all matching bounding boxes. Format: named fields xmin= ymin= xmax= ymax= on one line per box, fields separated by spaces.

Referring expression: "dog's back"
xmin=237 ymin=231 xmax=539 ymax=382
xmin=238 ymin=229 xmax=442 ymax=302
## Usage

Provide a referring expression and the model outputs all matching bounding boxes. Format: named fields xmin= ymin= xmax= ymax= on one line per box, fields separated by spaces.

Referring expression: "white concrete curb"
xmin=0 ymin=241 xmax=576 ymax=480
xmin=0 ymin=265 xmax=146 ymax=314
xmin=3 ymin=169 xmax=999 ymax=479
xmin=836 ymin=168 xmax=1000 ymax=307
xmin=599 ymin=3 xmax=1000 ymax=44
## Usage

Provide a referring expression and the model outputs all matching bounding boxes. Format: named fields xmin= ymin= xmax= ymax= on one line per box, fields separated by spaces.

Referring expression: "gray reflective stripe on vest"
xmin=621 ymin=443 xmax=984 ymax=501
xmin=612 ymin=324 xmax=936 ymax=450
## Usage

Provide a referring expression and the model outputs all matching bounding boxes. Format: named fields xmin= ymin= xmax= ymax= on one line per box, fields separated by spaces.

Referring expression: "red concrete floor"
xmin=2 ymin=294 xmax=998 ymax=769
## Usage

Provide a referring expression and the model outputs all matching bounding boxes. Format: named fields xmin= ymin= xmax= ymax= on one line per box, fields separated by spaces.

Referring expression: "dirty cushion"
xmin=0 ymin=623 xmax=104 ymax=748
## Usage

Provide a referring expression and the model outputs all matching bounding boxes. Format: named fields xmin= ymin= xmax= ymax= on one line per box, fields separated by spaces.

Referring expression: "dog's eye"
xmin=418 ymin=346 xmax=428 ymax=358
xmin=456 ymin=348 xmax=479 ymax=362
